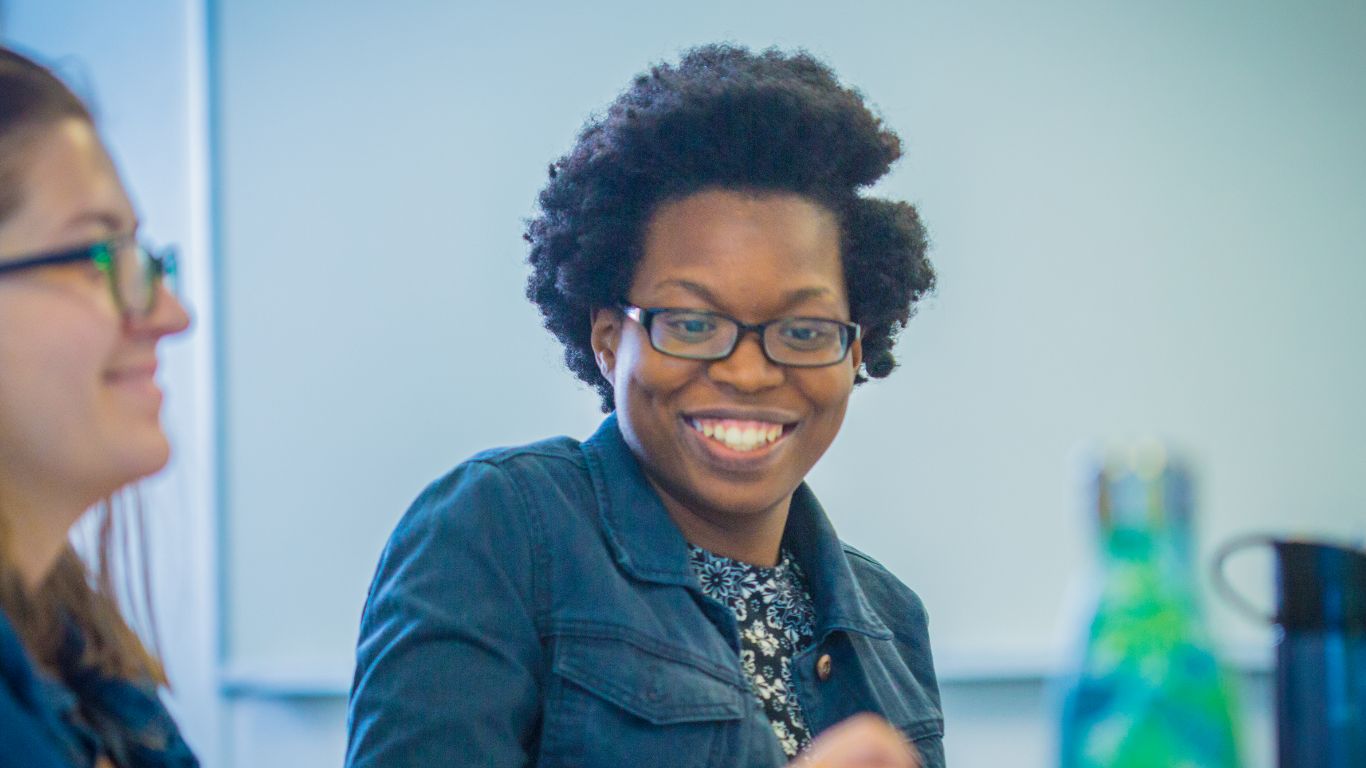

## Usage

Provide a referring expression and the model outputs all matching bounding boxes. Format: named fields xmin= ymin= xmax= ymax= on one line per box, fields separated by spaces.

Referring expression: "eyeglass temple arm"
xmin=0 ymin=245 xmax=99 ymax=275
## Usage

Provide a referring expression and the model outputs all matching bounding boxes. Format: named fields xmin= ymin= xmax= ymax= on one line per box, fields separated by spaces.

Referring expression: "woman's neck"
xmin=648 ymin=482 xmax=791 ymax=567
xmin=0 ymin=480 xmax=92 ymax=591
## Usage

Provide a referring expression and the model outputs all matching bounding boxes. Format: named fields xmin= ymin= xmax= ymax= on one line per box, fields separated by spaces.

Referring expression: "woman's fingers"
xmin=790 ymin=713 xmax=921 ymax=768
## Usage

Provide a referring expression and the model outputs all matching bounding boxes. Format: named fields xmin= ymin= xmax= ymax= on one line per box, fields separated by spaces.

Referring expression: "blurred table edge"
xmin=218 ymin=643 xmax=1273 ymax=700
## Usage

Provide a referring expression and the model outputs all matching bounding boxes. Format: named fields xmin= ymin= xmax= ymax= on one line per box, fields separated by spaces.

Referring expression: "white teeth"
xmin=689 ymin=418 xmax=787 ymax=452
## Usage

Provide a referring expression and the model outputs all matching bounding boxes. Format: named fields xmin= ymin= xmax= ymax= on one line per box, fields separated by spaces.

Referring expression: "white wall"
xmin=214 ymin=0 xmax=1366 ymax=682
xmin=1 ymin=0 xmax=219 ymax=762
xmin=212 ymin=1 xmax=1366 ymax=765
xmin=210 ymin=1 xmax=1366 ymax=765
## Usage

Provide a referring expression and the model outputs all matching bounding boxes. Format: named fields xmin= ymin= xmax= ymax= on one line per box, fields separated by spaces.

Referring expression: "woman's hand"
xmin=789 ymin=714 xmax=920 ymax=768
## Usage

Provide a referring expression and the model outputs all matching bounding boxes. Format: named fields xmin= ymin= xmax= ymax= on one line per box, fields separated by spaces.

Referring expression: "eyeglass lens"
xmin=105 ymin=240 xmax=176 ymax=316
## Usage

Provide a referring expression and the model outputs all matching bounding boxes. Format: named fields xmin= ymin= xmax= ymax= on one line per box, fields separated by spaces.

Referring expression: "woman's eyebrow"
xmin=59 ymin=210 xmax=134 ymax=237
xmin=650 ymin=279 xmax=719 ymax=303
xmin=778 ymin=286 xmax=835 ymax=306
xmin=650 ymin=279 xmax=834 ymax=310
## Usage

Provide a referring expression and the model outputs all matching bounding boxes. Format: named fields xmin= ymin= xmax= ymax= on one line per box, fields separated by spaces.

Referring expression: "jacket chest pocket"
xmin=539 ymin=633 xmax=750 ymax=768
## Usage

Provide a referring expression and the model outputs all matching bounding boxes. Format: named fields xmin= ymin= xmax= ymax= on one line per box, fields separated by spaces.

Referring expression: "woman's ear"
xmin=848 ymin=335 xmax=863 ymax=376
xmin=589 ymin=307 xmax=622 ymax=382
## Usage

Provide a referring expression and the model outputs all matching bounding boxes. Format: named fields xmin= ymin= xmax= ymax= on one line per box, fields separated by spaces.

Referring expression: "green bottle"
xmin=1058 ymin=444 xmax=1243 ymax=767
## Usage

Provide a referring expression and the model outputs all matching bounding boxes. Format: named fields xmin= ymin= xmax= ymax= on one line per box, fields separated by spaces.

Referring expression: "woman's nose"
xmin=128 ymin=283 xmax=191 ymax=337
xmin=706 ymin=331 xmax=784 ymax=392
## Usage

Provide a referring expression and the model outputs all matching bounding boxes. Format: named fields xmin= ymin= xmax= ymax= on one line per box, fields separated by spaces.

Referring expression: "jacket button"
xmin=815 ymin=654 xmax=833 ymax=681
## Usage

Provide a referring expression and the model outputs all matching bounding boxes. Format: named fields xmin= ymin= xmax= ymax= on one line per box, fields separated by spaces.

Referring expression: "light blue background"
xmin=215 ymin=0 xmax=1366 ymax=680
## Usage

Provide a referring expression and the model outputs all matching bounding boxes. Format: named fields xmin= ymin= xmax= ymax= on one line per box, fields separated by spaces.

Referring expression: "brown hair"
xmin=0 ymin=45 xmax=165 ymax=685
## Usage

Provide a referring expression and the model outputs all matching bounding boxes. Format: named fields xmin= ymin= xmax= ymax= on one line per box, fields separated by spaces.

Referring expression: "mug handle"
xmin=1210 ymin=533 xmax=1277 ymax=625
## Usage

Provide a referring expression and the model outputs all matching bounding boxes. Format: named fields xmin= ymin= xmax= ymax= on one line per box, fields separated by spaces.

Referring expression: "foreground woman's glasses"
xmin=0 ymin=235 xmax=178 ymax=318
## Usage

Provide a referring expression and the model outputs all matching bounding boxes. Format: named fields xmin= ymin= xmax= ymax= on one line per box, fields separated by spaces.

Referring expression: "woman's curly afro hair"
xmin=525 ymin=44 xmax=934 ymax=412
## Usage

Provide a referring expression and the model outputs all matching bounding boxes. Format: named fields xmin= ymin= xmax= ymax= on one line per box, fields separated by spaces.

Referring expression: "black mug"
xmin=1214 ymin=537 xmax=1366 ymax=768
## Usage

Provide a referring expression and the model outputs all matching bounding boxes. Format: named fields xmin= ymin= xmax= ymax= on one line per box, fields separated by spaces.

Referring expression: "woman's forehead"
xmin=0 ymin=119 xmax=133 ymax=254
xmin=633 ymin=189 xmax=847 ymax=311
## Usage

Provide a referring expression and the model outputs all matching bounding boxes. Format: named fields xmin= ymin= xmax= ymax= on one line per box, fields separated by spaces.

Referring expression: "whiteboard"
xmin=215 ymin=0 xmax=1366 ymax=688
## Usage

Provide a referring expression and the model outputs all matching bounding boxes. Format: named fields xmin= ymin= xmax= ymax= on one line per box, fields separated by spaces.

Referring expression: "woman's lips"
xmin=680 ymin=413 xmax=800 ymax=474
xmin=104 ymin=365 xmax=163 ymax=406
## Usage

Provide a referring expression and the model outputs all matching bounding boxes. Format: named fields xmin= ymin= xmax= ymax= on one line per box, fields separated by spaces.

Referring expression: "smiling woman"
xmin=0 ymin=47 xmax=196 ymax=767
xmin=346 ymin=45 xmax=940 ymax=768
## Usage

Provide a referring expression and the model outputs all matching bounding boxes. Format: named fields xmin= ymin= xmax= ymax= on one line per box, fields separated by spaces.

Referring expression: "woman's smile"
xmin=680 ymin=410 xmax=800 ymax=468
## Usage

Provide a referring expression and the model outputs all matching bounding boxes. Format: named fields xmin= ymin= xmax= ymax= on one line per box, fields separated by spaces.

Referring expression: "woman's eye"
xmin=667 ymin=317 xmax=716 ymax=337
xmin=78 ymin=260 xmax=107 ymax=282
xmin=656 ymin=311 xmax=723 ymax=344
xmin=780 ymin=322 xmax=834 ymax=347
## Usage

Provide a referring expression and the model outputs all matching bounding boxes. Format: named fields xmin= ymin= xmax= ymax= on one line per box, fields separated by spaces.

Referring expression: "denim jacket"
xmin=0 ymin=608 xmax=197 ymax=768
xmin=346 ymin=415 xmax=944 ymax=767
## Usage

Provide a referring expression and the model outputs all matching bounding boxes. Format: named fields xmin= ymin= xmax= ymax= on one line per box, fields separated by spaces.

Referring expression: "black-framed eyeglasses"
xmin=621 ymin=305 xmax=861 ymax=367
xmin=0 ymin=236 xmax=178 ymax=318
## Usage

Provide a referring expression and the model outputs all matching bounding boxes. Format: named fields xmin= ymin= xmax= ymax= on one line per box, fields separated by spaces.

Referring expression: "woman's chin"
xmin=109 ymin=429 xmax=173 ymax=486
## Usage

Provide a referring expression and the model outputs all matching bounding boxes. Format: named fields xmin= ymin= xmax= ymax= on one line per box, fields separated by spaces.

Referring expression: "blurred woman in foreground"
xmin=0 ymin=46 xmax=196 ymax=767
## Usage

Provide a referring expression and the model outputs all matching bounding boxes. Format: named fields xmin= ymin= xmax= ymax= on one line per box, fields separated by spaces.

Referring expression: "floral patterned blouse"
xmin=688 ymin=545 xmax=818 ymax=758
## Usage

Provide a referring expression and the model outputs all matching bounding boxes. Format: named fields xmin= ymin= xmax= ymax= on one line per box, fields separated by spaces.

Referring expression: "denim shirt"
xmin=0 ymin=608 xmax=197 ymax=768
xmin=346 ymin=415 xmax=944 ymax=767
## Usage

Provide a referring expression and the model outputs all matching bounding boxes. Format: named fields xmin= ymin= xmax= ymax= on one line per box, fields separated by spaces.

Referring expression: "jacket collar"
xmin=782 ymin=484 xmax=893 ymax=640
xmin=580 ymin=414 xmax=892 ymax=640
xmin=580 ymin=413 xmax=696 ymax=588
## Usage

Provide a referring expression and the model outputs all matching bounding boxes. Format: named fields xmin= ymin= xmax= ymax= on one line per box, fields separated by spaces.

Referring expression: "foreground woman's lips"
xmin=685 ymin=415 xmax=796 ymax=453
xmin=104 ymin=361 xmax=158 ymax=384
xmin=103 ymin=362 xmax=164 ymax=407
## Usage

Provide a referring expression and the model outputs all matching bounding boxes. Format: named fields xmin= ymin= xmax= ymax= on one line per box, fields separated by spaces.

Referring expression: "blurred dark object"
xmin=1214 ymin=537 xmax=1366 ymax=767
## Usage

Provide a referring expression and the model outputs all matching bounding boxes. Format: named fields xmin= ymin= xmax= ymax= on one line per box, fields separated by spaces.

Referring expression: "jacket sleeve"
xmin=0 ymin=683 xmax=72 ymax=768
xmin=0 ymin=609 xmax=74 ymax=768
xmin=345 ymin=459 xmax=543 ymax=767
